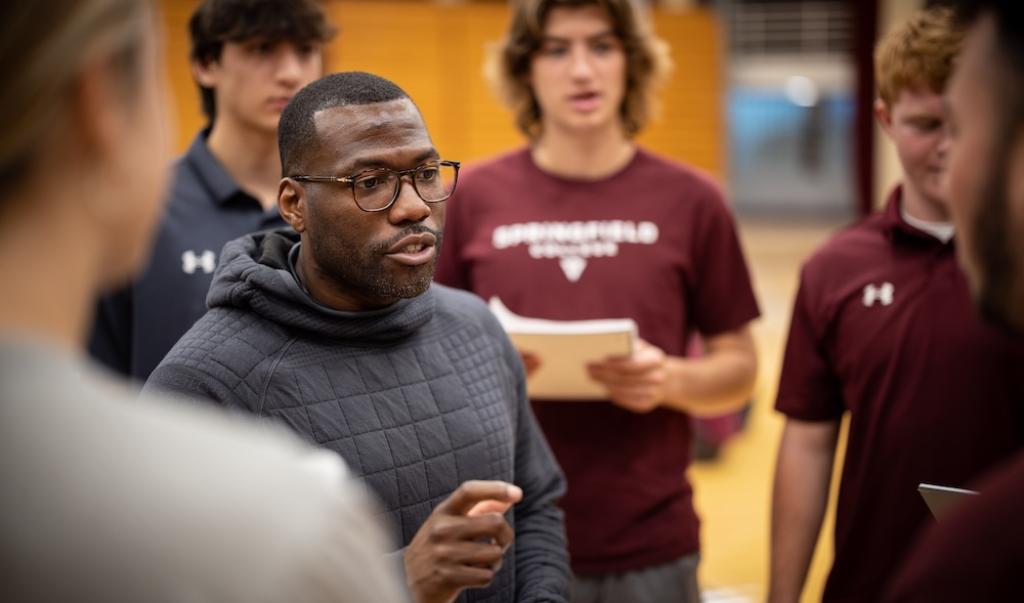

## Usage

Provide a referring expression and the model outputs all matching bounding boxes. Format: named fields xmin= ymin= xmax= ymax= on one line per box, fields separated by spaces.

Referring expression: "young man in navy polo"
xmin=768 ymin=7 xmax=1024 ymax=603
xmin=89 ymin=0 xmax=332 ymax=380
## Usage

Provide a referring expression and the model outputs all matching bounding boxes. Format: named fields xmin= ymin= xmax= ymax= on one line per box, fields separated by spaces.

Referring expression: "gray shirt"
xmin=0 ymin=336 xmax=405 ymax=602
xmin=147 ymin=229 xmax=571 ymax=603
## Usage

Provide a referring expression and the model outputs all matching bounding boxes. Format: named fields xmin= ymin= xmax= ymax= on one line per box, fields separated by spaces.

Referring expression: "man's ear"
xmin=71 ymin=53 xmax=135 ymax=222
xmin=72 ymin=55 xmax=125 ymax=163
xmin=191 ymin=57 xmax=219 ymax=89
xmin=278 ymin=178 xmax=307 ymax=233
xmin=874 ymin=98 xmax=894 ymax=134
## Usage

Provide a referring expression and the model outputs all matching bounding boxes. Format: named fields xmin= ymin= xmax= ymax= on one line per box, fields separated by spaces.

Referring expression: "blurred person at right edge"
xmin=435 ymin=1 xmax=760 ymax=601
xmin=884 ymin=2 xmax=1024 ymax=601
xmin=769 ymin=7 xmax=1024 ymax=603
xmin=0 ymin=2 xmax=403 ymax=601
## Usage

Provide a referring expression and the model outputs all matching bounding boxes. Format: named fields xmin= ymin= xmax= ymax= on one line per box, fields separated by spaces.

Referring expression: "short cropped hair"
xmin=875 ymin=7 xmax=965 ymax=106
xmin=488 ymin=0 xmax=671 ymax=139
xmin=278 ymin=72 xmax=412 ymax=176
xmin=189 ymin=0 xmax=335 ymax=123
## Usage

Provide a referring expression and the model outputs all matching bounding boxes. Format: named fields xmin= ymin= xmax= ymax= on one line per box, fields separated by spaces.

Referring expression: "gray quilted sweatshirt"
xmin=147 ymin=229 xmax=569 ymax=603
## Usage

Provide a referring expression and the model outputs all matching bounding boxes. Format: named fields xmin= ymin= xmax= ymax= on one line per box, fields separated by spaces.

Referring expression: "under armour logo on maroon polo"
xmin=181 ymin=250 xmax=216 ymax=275
xmin=862 ymin=282 xmax=895 ymax=307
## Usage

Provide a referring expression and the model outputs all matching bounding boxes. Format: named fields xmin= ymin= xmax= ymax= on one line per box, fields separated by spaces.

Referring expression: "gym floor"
xmin=693 ymin=219 xmax=848 ymax=603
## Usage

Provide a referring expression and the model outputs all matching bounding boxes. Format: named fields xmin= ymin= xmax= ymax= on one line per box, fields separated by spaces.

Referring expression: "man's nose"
xmin=936 ymin=126 xmax=953 ymax=157
xmin=569 ymin=45 xmax=595 ymax=80
xmin=275 ymin=48 xmax=305 ymax=85
xmin=387 ymin=175 xmax=432 ymax=225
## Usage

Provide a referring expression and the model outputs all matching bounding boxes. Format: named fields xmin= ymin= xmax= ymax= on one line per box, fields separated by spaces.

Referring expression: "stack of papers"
xmin=488 ymin=297 xmax=637 ymax=400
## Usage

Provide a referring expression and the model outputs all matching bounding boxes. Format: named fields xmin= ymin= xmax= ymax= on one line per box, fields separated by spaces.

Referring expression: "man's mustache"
xmin=372 ymin=225 xmax=443 ymax=254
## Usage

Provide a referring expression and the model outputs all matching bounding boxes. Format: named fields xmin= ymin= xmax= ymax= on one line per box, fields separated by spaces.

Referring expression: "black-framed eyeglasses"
xmin=291 ymin=160 xmax=460 ymax=212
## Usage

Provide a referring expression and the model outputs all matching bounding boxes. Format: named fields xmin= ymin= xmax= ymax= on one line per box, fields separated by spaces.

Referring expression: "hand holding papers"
xmin=488 ymin=297 xmax=637 ymax=400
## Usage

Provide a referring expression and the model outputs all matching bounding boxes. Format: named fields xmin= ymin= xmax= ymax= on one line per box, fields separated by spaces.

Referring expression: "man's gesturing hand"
xmin=405 ymin=480 xmax=523 ymax=603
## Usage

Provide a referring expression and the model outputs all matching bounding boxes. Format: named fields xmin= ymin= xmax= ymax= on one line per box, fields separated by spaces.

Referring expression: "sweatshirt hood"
xmin=207 ymin=229 xmax=435 ymax=342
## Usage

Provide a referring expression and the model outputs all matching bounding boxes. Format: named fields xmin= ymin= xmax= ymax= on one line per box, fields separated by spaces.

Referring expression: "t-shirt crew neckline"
xmin=522 ymin=146 xmax=642 ymax=187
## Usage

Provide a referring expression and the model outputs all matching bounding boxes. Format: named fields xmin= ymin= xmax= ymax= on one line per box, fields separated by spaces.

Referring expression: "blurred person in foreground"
xmin=884 ymin=2 xmax=1024 ymax=600
xmin=146 ymin=71 xmax=570 ymax=603
xmin=769 ymin=8 xmax=1024 ymax=602
xmin=434 ymin=1 xmax=759 ymax=600
xmin=0 ymin=2 xmax=404 ymax=601
xmin=90 ymin=0 xmax=332 ymax=381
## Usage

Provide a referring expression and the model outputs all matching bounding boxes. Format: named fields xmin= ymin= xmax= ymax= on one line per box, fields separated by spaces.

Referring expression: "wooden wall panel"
xmin=640 ymin=9 xmax=725 ymax=177
xmin=160 ymin=0 xmax=724 ymax=179
xmin=326 ymin=1 xmax=522 ymax=163
xmin=161 ymin=0 xmax=205 ymax=150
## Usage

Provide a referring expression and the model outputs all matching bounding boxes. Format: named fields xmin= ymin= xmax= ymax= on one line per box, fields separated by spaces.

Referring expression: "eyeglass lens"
xmin=353 ymin=163 xmax=457 ymax=210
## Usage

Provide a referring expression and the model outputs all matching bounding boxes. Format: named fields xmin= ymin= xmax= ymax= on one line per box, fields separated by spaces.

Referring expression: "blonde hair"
xmin=875 ymin=6 xmax=965 ymax=106
xmin=487 ymin=0 xmax=672 ymax=139
xmin=0 ymin=0 xmax=150 ymax=189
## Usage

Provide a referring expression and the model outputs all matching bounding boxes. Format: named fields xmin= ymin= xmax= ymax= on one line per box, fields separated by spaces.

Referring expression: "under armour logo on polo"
xmin=182 ymin=250 xmax=216 ymax=275
xmin=862 ymin=282 xmax=895 ymax=307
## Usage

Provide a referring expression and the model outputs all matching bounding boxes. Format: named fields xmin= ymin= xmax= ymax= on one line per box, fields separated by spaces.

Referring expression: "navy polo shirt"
xmin=89 ymin=131 xmax=286 ymax=381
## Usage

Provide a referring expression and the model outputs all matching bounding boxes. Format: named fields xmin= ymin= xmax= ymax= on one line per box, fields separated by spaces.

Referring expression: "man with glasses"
xmin=146 ymin=72 xmax=570 ymax=603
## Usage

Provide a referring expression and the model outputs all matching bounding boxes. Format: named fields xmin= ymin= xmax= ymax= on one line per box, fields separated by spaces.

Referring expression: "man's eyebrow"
xmin=901 ymin=113 xmax=943 ymax=122
xmin=414 ymin=149 xmax=442 ymax=163
xmin=540 ymin=30 xmax=617 ymax=44
xmin=343 ymin=149 xmax=440 ymax=173
xmin=587 ymin=30 xmax=618 ymax=42
xmin=943 ymin=96 xmax=955 ymax=116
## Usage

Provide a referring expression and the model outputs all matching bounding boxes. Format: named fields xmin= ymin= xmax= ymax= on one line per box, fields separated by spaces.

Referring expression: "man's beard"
xmin=973 ymin=122 xmax=1024 ymax=334
xmin=315 ymin=224 xmax=443 ymax=307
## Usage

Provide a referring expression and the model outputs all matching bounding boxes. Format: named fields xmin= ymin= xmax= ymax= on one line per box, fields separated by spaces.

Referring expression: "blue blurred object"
xmin=728 ymin=87 xmax=856 ymax=217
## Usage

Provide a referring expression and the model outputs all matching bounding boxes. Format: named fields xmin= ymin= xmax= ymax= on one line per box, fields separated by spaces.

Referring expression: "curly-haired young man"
xmin=436 ymin=2 xmax=760 ymax=600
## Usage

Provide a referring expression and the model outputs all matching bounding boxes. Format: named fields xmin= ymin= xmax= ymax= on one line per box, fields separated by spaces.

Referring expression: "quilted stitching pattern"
xmin=159 ymin=307 xmax=518 ymax=603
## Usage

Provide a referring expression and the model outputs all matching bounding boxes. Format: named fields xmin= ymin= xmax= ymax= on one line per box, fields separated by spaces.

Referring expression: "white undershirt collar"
xmin=901 ymin=206 xmax=955 ymax=243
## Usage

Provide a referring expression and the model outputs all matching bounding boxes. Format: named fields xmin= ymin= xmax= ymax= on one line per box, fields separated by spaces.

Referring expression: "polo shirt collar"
xmin=882 ymin=185 xmax=953 ymax=246
xmin=184 ymin=129 xmax=251 ymax=207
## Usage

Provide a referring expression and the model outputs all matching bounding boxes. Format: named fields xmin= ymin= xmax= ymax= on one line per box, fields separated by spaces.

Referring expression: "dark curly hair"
xmin=189 ymin=0 xmax=335 ymax=123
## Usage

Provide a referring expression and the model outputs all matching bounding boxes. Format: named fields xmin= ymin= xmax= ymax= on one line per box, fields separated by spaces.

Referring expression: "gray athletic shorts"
xmin=571 ymin=554 xmax=701 ymax=603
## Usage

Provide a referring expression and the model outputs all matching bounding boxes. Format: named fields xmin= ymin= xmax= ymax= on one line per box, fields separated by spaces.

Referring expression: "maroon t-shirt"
xmin=435 ymin=148 xmax=760 ymax=573
xmin=884 ymin=451 xmax=1024 ymax=602
xmin=776 ymin=188 xmax=1024 ymax=602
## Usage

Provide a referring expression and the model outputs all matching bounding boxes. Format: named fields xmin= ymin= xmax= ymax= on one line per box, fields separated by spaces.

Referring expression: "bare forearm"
xmin=768 ymin=421 xmax=839 ymax=603
xmin=586 ymin=326 xmax=756 ymax=416
xmin=660 ymin=348 xmax=756 ymax=416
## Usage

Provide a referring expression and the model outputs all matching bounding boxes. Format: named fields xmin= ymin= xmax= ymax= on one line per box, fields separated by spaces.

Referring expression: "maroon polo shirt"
xmin=776 ymin=187 xmax=1024 ymax=602
xmin=436 ymin=148 xmax=760 ymax=573
xmin=884 ymin=451 xmax=1024 ymax=602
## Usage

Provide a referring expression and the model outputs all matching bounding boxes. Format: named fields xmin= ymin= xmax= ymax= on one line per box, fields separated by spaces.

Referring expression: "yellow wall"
xmin=161 ymin=0 xmax=725 ymax=178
